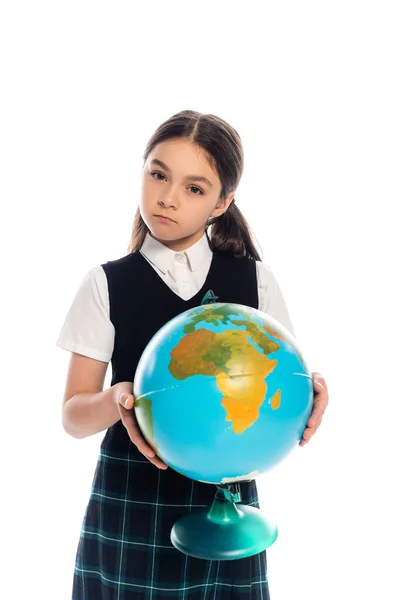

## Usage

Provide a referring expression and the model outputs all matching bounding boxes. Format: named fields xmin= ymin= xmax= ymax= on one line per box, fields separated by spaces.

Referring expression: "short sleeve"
xmin=256 ymin=261 xmax=295 ymax=336
xmin=56 ymin=266 xmax=115 ymax=362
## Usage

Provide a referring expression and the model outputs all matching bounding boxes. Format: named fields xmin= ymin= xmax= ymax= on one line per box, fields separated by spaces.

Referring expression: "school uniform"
xmin=57 ymin=233 xmax=294 ymax=599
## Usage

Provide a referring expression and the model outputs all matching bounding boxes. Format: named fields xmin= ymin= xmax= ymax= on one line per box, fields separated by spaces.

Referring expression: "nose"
xmin=158 ymin=196 xmax=177 ymax=209
xmin=158 ymin=188 xmax=178 ymax=209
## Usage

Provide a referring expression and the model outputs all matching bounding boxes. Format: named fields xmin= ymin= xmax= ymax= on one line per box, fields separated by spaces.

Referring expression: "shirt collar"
xmin=140 ymin=232 xmax=212 ymax=275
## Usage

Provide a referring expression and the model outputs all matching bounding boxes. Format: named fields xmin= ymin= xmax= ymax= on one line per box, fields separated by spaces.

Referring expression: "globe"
xmin=133 ymin=302 xmax=313 ymax=484
xmin=133 ymin=301 xmax=314 ymax=560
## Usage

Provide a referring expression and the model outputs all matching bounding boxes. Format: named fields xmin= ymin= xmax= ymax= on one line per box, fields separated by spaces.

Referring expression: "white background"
xmin=1 ymin=1 xmax=399 ymax=598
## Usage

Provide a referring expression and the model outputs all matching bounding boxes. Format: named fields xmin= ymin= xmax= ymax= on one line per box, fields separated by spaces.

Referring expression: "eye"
xmin=150 ymin=171 xmax=166 ymax=181
xmin=189 ymin=186 xmax=204 ymax=195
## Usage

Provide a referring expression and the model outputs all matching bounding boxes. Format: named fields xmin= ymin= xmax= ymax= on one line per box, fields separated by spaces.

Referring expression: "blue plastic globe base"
xmin=170 ymin=493 xmax=278 ymax=561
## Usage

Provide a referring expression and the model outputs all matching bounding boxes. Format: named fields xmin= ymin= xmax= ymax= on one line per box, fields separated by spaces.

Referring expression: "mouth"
xmin=154 ymin=214 xmax=175 ymax=223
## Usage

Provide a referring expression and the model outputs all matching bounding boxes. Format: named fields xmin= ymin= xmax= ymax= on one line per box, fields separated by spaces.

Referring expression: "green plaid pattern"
xmin=72 ymin=421 xmax=270 ymax=599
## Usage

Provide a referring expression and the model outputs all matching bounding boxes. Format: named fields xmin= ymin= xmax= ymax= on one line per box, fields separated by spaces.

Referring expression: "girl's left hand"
xmin=299 ymin=372 xmax=329 ymax=446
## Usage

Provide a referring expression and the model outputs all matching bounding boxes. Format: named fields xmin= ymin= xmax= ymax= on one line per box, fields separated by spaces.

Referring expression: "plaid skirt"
xmin=72 ymin=421 xmax=270 ymax=599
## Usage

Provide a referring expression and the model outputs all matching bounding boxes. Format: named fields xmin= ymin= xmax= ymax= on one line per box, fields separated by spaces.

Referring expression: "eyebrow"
xmin=150 ymin=158 xmax=213 ymax=188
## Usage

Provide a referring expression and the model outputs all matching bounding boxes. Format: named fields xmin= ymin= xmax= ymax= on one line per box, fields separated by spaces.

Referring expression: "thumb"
xmin=119 ymin=393 xmax=134 ymax=410
xmin=312 ymin=372 xmax=325 ymax=390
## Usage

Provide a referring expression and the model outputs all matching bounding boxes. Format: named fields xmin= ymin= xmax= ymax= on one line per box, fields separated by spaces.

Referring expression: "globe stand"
xmin=170 ymin=483 xmax=278 ymax=560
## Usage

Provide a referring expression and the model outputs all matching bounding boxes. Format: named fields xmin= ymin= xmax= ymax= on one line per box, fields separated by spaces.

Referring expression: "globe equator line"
xmin=135 ymin=384 xmax=182 ymax=402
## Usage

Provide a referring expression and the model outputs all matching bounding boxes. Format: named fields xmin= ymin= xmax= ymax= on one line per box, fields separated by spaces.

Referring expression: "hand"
xmin=299 ymin=372 xmax=329 ymax=447
xmin=113 ymin=382 xmax=168 ymax=469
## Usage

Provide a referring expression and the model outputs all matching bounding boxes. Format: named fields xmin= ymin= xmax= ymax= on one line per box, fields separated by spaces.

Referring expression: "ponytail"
xmin=207 ymin=202 xmax=262 ymax=261
xmin=127 ymin=208 xmax=147 ymax=254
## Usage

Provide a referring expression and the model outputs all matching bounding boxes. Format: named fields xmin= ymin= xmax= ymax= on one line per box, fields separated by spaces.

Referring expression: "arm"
xmin=58 ymin=268 xmax=121 ymax=437
xmin=61 ymin=352 xmax=119 ymax=438
xmin=61 ymin=352 xmax=168 ymax=469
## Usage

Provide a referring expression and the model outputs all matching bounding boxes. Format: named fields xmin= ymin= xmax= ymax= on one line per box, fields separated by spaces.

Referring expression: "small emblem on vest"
xmin=201 ymin=290 xmax=219 ymax=305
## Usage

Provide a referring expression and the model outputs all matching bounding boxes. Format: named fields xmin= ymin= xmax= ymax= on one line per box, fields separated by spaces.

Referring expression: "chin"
xmin=148 ymin=225 xmax=176 ymax=240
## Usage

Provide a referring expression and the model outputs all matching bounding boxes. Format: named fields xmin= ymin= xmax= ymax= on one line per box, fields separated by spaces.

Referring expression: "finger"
xmin=119 ymin=407 xmax=168 ymax=469
xmin=310 ymin=390 xmax=328 ymax=425
xmin=299 ymin=423 xmax=320 ymax=445
xmin=119 ymin=406 xmax=156 ymax=458
xmin=299 ymin=436 xmax=313 ymax=446
xmin=143 ymin=453 xmax=168 ymax=470
xmin=299 ymin=435 xmax=311 ymax=446
xmin=310 ymin=397 xmax=328 ymax=422
xmin=299 ymin=431 xmax=312 ymax=445
xmin=313 ymin=378 xmax=325 ymax=392
xmin=309 ymin=417 xmax=323 ymax=432
xmin=118 ymin=395 xmax=168 ymax=470
xmin=312 ymin=377 xmax=328 ymax=402
xmin=302 ymin=429 xmax=313 ymax=442
xmin=307 ymin=409 xmax=325 ymax=427
xmin=136 ymin=446 xmax=168 ymax=470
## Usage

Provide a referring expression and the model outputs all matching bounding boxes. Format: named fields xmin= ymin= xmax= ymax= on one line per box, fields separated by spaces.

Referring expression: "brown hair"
xmin=128 ymin=110 xmax=261 ymax=260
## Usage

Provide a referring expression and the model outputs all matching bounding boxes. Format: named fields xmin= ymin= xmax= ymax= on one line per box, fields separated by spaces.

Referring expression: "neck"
xmin=150 ymin=230 xmax=207 ymax=252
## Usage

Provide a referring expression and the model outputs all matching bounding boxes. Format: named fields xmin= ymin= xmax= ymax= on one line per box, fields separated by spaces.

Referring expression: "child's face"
xmin=140 ymin=138 xmax=234 ymax=251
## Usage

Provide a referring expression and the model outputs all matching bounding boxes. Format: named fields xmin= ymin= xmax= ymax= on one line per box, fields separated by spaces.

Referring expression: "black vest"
xmin=101 ymin=250 xmax=259 ymax=387
xmin=100 ymin=250 xmax=259 ymax=453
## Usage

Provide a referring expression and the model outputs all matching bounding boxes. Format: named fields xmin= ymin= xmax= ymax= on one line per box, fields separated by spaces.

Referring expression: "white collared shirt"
xmin=57 ymin=233 xmax=294 ymax=363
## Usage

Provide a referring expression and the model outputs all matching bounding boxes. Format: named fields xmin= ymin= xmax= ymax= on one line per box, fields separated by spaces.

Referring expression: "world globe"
xmin=133 ymin=302 xmax=313 ymax=484
xmin=133 ymin=301 xmax=314 ymax=559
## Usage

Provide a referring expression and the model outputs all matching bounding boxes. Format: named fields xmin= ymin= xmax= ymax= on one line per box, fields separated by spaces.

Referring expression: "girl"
xmin=57 ymin=110 xmax=328 ymax=599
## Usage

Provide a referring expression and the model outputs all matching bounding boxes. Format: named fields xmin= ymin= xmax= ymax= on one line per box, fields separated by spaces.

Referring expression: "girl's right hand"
xmin=113 ymin=382 xmax=168 ymax=470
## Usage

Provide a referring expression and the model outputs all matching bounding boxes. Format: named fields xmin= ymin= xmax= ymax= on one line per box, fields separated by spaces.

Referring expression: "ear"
xmin=211 ymin=191 xmax=235 ymax=218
